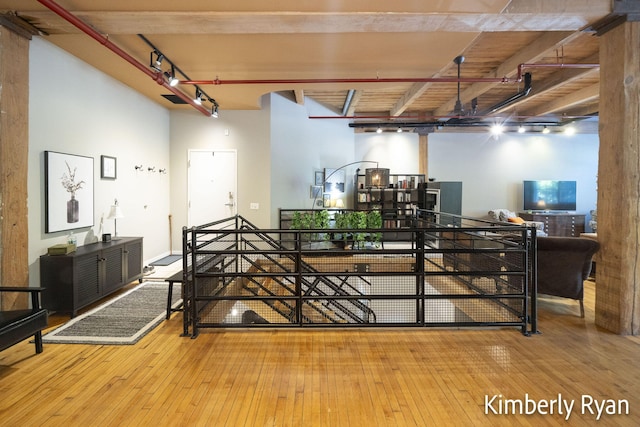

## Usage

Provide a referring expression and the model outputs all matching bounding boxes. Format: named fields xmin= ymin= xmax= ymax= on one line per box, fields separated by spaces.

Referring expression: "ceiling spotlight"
xmin=490 ymin=124 xmax=504 ymax=135
xmin=211 ymin=102 xmax=219 ymax=118
xmin=150 ymin=50 xmax=164 ymax=72
xmin=194 ymin=88 xmax=203 ymax=105
xmin=397 ymin=128 xmax=403 ymax=133
xmin=168 ymin=65 xmax=179 ymax=87
xmin=542 ymin=126 xmax=550 ymax=134
xmin=564 ymin=125 xmax=576 ymax=135
xmin=376 ymin=127 xmax=382 ymax=134
xmin=518 ymin=125 xmax=526 ymax=133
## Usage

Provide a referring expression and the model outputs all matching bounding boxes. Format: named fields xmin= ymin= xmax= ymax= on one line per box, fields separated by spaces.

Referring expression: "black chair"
xmin=536 ymin=237 xmax=600 ymax=317
xmin=0 ymin=287 xmax=48 ymax=354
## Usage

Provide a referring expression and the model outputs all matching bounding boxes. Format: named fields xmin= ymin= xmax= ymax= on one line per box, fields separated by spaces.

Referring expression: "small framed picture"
xmin=101 ymin=155 xmax=117 ymax=180
xmin=314 ymin=171 xmax=324 ymax=186
xmin=310 ymin=185 xmax=322 ymax=199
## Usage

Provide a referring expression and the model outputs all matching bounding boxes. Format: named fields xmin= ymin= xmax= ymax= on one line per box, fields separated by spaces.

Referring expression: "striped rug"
xmin=42 ymin=282 xmax=181 ymax=345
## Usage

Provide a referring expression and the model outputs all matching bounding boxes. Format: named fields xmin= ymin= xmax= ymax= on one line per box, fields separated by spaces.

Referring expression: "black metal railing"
xmin=182 ymin=212 xmax=536 ymax=337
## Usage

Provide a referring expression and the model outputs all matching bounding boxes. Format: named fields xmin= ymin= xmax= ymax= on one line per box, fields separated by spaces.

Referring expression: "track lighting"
xmin=542 ymin=126 xmax=550 ymax=134
xmin=397 ymin=128 xmax=403 ymax=133
xmin=518 ymin=125 xmax=526 ymax=133
xmin=150 ymin=50 xmax=164 ymax=72
xmin=168 ymin=65 xmax=179 ymax=87
xmin=490 ymin=124 xmax=504 ymax=136
xmin=376 ymin=127 xmax=382 ymax=133
xmin=140 ymin=37 xmax=221 ymax=114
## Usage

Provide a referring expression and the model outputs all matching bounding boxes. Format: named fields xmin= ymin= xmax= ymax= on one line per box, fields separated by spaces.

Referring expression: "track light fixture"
xmin=150 ymin=50 xmax=164 ymax=72
xmin=140 ymin=37 xmax=220 ymax=114
xmin=518 ymin=125 xmax=526 ymax=133
xmin=542 ymin=126 xmax=550 ymax=134
xmin=211 ymin=101 xmax=219 ymax=118
xmin=168 ymin=65 xmax=179 ymax=87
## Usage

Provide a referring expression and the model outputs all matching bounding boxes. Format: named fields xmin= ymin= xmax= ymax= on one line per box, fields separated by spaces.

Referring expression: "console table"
xmin=519 ymin=212 xmax=585 ymax=237
xmin=40 ymin=237 xmax=143 ymax=316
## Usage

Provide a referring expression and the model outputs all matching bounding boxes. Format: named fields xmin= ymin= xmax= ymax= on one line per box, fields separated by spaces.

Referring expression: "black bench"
xmin=165 ymin=270 xmax=186 ymax=320
xmin=164 ymin=254 xmax=226 ymax=320
xmin=0 ymin=287 xmax=48 ymax=354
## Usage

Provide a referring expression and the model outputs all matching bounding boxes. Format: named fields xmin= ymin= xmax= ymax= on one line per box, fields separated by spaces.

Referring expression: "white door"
xmin=188 ymin=150 xmax=237 ymax=227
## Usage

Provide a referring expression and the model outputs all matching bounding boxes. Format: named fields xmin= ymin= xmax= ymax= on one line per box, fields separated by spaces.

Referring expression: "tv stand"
xmin=519 ymin=212 xmax=585 ymax=237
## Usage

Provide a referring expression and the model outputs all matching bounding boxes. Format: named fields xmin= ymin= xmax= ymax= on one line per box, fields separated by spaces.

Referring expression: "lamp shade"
xmin=108 ymin=205 xmax=124 ymax=220
xmin=365 ymin=168 xmax=390 ymax=188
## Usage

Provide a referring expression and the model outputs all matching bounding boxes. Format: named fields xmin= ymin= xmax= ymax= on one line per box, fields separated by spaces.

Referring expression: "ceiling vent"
xmin=161 ymin=94 xmax=189 ymax=104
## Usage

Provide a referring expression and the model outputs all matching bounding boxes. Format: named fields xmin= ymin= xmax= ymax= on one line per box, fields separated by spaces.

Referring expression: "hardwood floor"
xmin=1 ymin=279 xmax=639 ymax=426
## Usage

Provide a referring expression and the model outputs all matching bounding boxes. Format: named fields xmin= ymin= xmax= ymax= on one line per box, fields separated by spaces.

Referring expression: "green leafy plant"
xmin=350 ymin=211 xmax=368 ymax=248
xmin=290 ymin=210 xmax=330 ymax=241
xmin=367 ymin=210 xmax=383 ymax=247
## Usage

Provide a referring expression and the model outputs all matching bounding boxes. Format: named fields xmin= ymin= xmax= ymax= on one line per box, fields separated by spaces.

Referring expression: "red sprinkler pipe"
xmin=182 ymin=76 xmax=517 ymax=86
xmin=36 ymin=0 xmax=212 ymax=117
xmin=182 ymin=61 xmax=599 ymax=87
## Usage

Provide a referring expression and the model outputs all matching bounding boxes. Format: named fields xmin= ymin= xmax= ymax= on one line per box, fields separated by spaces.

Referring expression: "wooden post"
xmin=595 ymin=20 xmax=640 ymax=334
xmin=0 ymin=26 xmax=30 ymax=309
xmin=418 ymin=133 xmax=428 ymax=178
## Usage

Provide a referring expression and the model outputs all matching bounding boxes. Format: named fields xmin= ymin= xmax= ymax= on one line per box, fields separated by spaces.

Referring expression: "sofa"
xmin=488 ymin=209 xmax=547 ymax=236
xmin=0 ymin=287 xmax=48 ymax=354
xmin=536 ymin=237 xmax=600 ymax=317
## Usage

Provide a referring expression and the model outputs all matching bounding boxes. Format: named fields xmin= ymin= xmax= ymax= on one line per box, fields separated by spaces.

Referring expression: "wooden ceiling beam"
xmin=21 ymin=7 xmax=612 ymax=35
xmin=345 ymin=90 xmax=363 ymax=117
xmin=525 ymin=83 xmax=599 ymax=116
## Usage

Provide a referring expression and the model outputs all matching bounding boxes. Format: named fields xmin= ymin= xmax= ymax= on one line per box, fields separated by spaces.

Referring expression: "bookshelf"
xmin=354 ymin=173 xmax=425 ymax=240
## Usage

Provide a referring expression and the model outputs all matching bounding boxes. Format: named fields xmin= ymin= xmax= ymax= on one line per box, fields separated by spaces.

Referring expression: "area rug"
xmin=42 ymin=282 xmax=182 ymax=345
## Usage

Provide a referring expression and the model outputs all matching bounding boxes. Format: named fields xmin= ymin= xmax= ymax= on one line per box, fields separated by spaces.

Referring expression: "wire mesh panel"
xmin=183 ymin=214 xmax=535 ymax=337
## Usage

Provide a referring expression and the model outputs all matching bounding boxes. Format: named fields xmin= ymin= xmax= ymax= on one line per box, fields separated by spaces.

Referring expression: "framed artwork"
xmin=324 ymin=168 xmax=345 ymax=193
xmin=101 ymin=155 xmax=117 ymax=179
xmin=314 ymin=171 xmax=324 ymax=186
xmin=310 ymin=185 xmax=322 ymax=199
xmin=45 ymin=151 xmax=94 ymax=233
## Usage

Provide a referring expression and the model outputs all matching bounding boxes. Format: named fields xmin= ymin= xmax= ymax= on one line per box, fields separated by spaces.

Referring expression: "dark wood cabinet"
xmin=519 ymin=213 xmax=585 ymax=237
xmin=40 ymin=237 xmax=143 ymax=316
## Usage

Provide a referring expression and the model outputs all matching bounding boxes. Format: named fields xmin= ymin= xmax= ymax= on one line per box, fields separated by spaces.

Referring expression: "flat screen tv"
xmin=523 ymin=180 xmax=577 ymax=211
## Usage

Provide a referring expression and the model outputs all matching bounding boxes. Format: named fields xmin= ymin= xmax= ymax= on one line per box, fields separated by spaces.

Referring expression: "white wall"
xmin=355 ymin=132 xmax=420 ymax=174
xmin=169 ymin=103 xmax=271 ymax=248
xmin=428 ymin=132 xmax=599 ymax=226
xmin=270 ymin=94 xmax=355 ymax=225
xmin=28 ymin=38 xmax=172 ymax=286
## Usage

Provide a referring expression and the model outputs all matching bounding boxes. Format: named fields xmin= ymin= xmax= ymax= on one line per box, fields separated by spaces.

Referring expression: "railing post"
xmin=190 ymin=228 xmax=199 ymax=338
xmin=295 ymin=231 xmax=303 ymax=326
xmin=416 ymin=229 xmax=425 ymax=325
xmin=529 ymin=227 xmax=538 ymax=335
xmin=182 ymin=226 xmax=190 ymax=337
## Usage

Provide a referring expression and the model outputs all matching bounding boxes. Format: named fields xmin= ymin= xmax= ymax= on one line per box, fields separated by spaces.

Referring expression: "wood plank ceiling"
xmin=0 ymin=0 xmax=632 ymax=133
